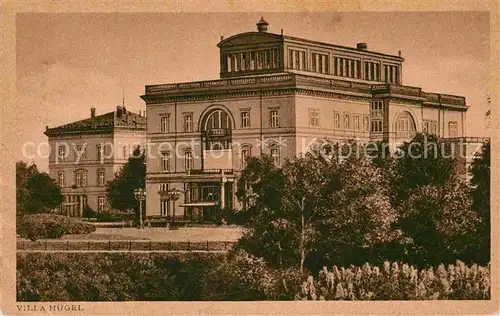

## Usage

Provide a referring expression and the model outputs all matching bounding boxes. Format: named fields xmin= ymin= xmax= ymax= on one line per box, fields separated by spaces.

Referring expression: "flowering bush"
xmin=295 ymin=261 xmax=490 ymax=300
xmin=17 ymin=214 xmax=96 ymax=241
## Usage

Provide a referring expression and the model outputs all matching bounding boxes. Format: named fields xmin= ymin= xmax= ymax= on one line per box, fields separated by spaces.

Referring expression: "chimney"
xmin=356 ymin=42 xmax=368 ymax=51
xmin=116 ymin=105 xmax=123 ymax=117
xmin=90 ymin=106 xmax=96 ymax=118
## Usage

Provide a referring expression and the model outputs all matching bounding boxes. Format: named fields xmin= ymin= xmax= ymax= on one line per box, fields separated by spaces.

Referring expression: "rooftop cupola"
xmin=256 ymin=17 xmax=269 ymax=32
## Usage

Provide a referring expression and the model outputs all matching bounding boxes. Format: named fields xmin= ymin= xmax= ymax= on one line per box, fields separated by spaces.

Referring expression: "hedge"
xmin=17 ymin=214 xmax=96 ymax=241
xmin=16 ymin=251 xmax=490 ymax=301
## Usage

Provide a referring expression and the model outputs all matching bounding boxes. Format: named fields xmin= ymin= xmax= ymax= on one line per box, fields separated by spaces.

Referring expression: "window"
xmin=371 ymin=101 xmax=384 ymax=133
xmin=98 ymin=197 xmax=106 ymax=212
xmin=98 ymin=169 xmax=105 ymax=187
xmin=288 ymin=49 xmax=306 ymax=70
xmin=270 ymin=109 xmax=280 ymax=128
xmin=364 ymin=61 xmax=381 ymax=81
xmin=334 ymin=57 xmax=361 ymax=79
xmin=333 ymin=111 xmax=341 ymax=129
xmin=312 ymin=52 xmax=329 ymax=74
xmin=384 ymin=65 xmax=399 ymax=84
xmin=160 ymin=115 xmax=170 ymax=133
xmin=184 ymin=151 xmax=193 ymax=171
xmin=75 ymin=170 xmax=88 ymax=187
xmin=184 ymin=114 xmax=193 ymax=132
xmin=354 ymin=115 xmax=361 ymax=131
xmin=76 ymin=145 xmax=87 ymax=160
xmin=97 ymin=144 xmax=103 ymax=161
xmin=363 ymin=115 xmax=370 ymax=132
xmin=309 ymin=108 xmax=320 ymax=127
xmin=122 ymin=145 xmax=129 ymax=159
xmin=270 ymin=147 xmax=280 ymax=166
xmin=57 ymin=145 xmax=67 ymax=161
xmin=241 ymin=111 xmax=250 ymax=128
xmin=395 ymin=111 xmax=416 ymax=138
xmin=343 ymin=113 xmax=351 ymax=130
xmin=58 ymin=172 xmax=65 ymax=187
xmin=161 ymin=152 xmax=170 ymax=172
xmin=424 ymin=120 xmax=438 ymax=135
xmin=159 ymin=183 xmax=169 ymax=216
xmin=448 ymin=121 xmax=458 ymax=137
xmin=241 ymin=147 xmax=251 ymax=169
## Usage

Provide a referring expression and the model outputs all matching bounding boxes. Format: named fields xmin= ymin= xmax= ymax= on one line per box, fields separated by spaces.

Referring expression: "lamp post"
xmin=168 ymin=188 xmax=182 ymax=230
xmin=133 ymin=188 xmax=146 ymax=229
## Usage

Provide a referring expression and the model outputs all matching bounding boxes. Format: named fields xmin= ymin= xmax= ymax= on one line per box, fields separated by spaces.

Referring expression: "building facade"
xmin=44 ymin=106 xmax=146 ymax=216
xmin=141 ymin=18 xmax=471 ymax=222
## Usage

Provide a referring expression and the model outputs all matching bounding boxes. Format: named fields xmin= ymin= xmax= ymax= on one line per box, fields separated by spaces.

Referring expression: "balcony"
xmin=188 ymin=169 xmax=233 ymax=175
xmin=203 ymin=128 xmax=232 ymax=138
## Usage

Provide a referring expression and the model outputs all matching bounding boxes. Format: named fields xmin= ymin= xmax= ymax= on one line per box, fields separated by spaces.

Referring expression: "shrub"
xmin=294 ymin=261 xmax=490 ymax=300
xmin=82 ymin=205 xmax=97 ymax=218
xmin=17 ymin=214 xmax=96 ymax=241
xmin=95 ymin=212 xmax=124 ymax=222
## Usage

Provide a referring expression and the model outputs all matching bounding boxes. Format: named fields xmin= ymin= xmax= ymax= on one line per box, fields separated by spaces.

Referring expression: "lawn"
xmin=17 ymin=226 xmax=245 ymax=242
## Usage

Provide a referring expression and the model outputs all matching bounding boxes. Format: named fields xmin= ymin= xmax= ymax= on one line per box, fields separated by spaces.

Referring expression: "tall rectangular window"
xmin=58 ymin=172 xmax=65 ymax=187
xmin=384 ymin=65 xmax=399 ymax=84
xmin=371 ymin=101 xmax=384 ymax=133
xmin=161 ymin=152 xmax=170 ymax=172
xmin=312 ymin=53 xmax=329 ymax=74
xmin=98 ymin=197 xmax=106 ymax=212
xmin=160 ymin=115 xmax=170 ymax=133
xmin=430 ymin=121 xmax=438 ymax=135
xmin=270 ymin=109 xmax=280 ymax=128
xmin=184 ymin=114 xmax=193 ymax=132
xmin=288 ymin=49 xmax=306 ymax=70
xmin=354 ymin=115 xmax=361 ymax=131
xmin=423 ymin=120 xmax=430 ymax=134
xmin=309 ymin=108 xmax=320 ymax=127
xmin=98 ymin=170 xmax=105 ymax=187
xmin=241 ymin=111 xmax=250 ymax=128
xmin=448 ymin=121 xmax=458 ymax=137
xmin=365 ymin=61 xmax=380 ymax=81
xmin=270 ymin=147 xmax=280 ymax=166
xmin=97 ymin=144 xmax=103 ymax=161
xmin=363 ymin=115 xmax=370 ymax=132
xmin=184 ymin=151 xmax=193 ymax=171
xmin=333 ymin=111 xmax=341 ymax=130
xmin=241 ymin=148 xmax=251 ymax=169
xmin=57 ymin=145 xmax=66 ymax=161
xmin=159 ymin=181 xmax=169 ymax=216
xmin=76 ymin=145 xmax=87 ymax=160
xmin=343 ymin=113 xmax=351 ymax=130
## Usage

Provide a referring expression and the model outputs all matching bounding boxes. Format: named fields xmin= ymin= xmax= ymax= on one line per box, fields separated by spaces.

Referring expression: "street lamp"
xmin=168 ymin=188 xmax=182 ymax=230
xmin=158 ymin=187 xmax=182 ymax=230
xmin=133 ymin=188 xmax=146 ymax=229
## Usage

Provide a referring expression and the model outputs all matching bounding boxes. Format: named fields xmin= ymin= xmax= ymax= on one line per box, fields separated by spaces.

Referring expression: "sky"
xmin=15 ymin=12 xmax=490 ymax=171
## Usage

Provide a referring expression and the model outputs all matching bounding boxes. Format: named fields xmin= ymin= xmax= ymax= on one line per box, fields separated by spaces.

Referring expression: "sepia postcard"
xmin=1 ymin=1 xmax=499 ymax=315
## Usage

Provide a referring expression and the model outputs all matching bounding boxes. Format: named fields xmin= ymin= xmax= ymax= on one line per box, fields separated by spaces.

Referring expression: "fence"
xmin=17 ymin=239 xmax=237 ymax=252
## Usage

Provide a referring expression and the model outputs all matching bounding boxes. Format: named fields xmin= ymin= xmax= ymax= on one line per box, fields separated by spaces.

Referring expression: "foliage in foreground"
xmin=16 ymin=161 xmax=63 ymax=217
xmin=296 ymin=261 xmax=490 ymax=300
xmin=17 ymin=251 xmax=489 ymax=301
xmin=17 ymin=214 xmax=96 ymax=241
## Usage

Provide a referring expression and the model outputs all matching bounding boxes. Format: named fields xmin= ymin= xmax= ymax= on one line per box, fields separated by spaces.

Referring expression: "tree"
xmin=106 ymin=146 xmax=146 ymax=215
xmin=236 ymin=139 xmax=399 ymax=271
xmin=16 ymin=161 xmax=63 ymax=216
xmin=469 ymin=140 xmax=490 ymax=264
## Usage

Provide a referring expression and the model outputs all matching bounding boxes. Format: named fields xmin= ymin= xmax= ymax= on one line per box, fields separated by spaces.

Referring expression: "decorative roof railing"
xmin=144 ymin=74 xmax=466 ymax=107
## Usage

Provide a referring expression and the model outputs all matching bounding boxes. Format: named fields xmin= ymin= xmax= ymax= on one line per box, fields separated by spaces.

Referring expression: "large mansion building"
xmin=140 ymin=18 xmax=478 ymax=222
xmin=44 ymin=106 xmax=146 ymax=216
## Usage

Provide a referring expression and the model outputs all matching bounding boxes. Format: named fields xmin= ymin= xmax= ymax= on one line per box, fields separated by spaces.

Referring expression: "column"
xmin=79 ymin=195 xmax=83 ymax=217
xmin=220 ymin=180 xmax=226 ymax=210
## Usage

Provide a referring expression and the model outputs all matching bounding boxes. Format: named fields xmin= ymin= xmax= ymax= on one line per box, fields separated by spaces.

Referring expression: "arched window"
xmin=202 ymin=108 xmax=233 ymax=150
xmin=97 ymin=169 xmax=105 ymax=187
xmin=204 ymin=109 xmax=231 ymax=131
xmin=58 ymin=171 xmax=65 ymax=187
xmin=395 ymin=111 xmax=416 ymax=138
